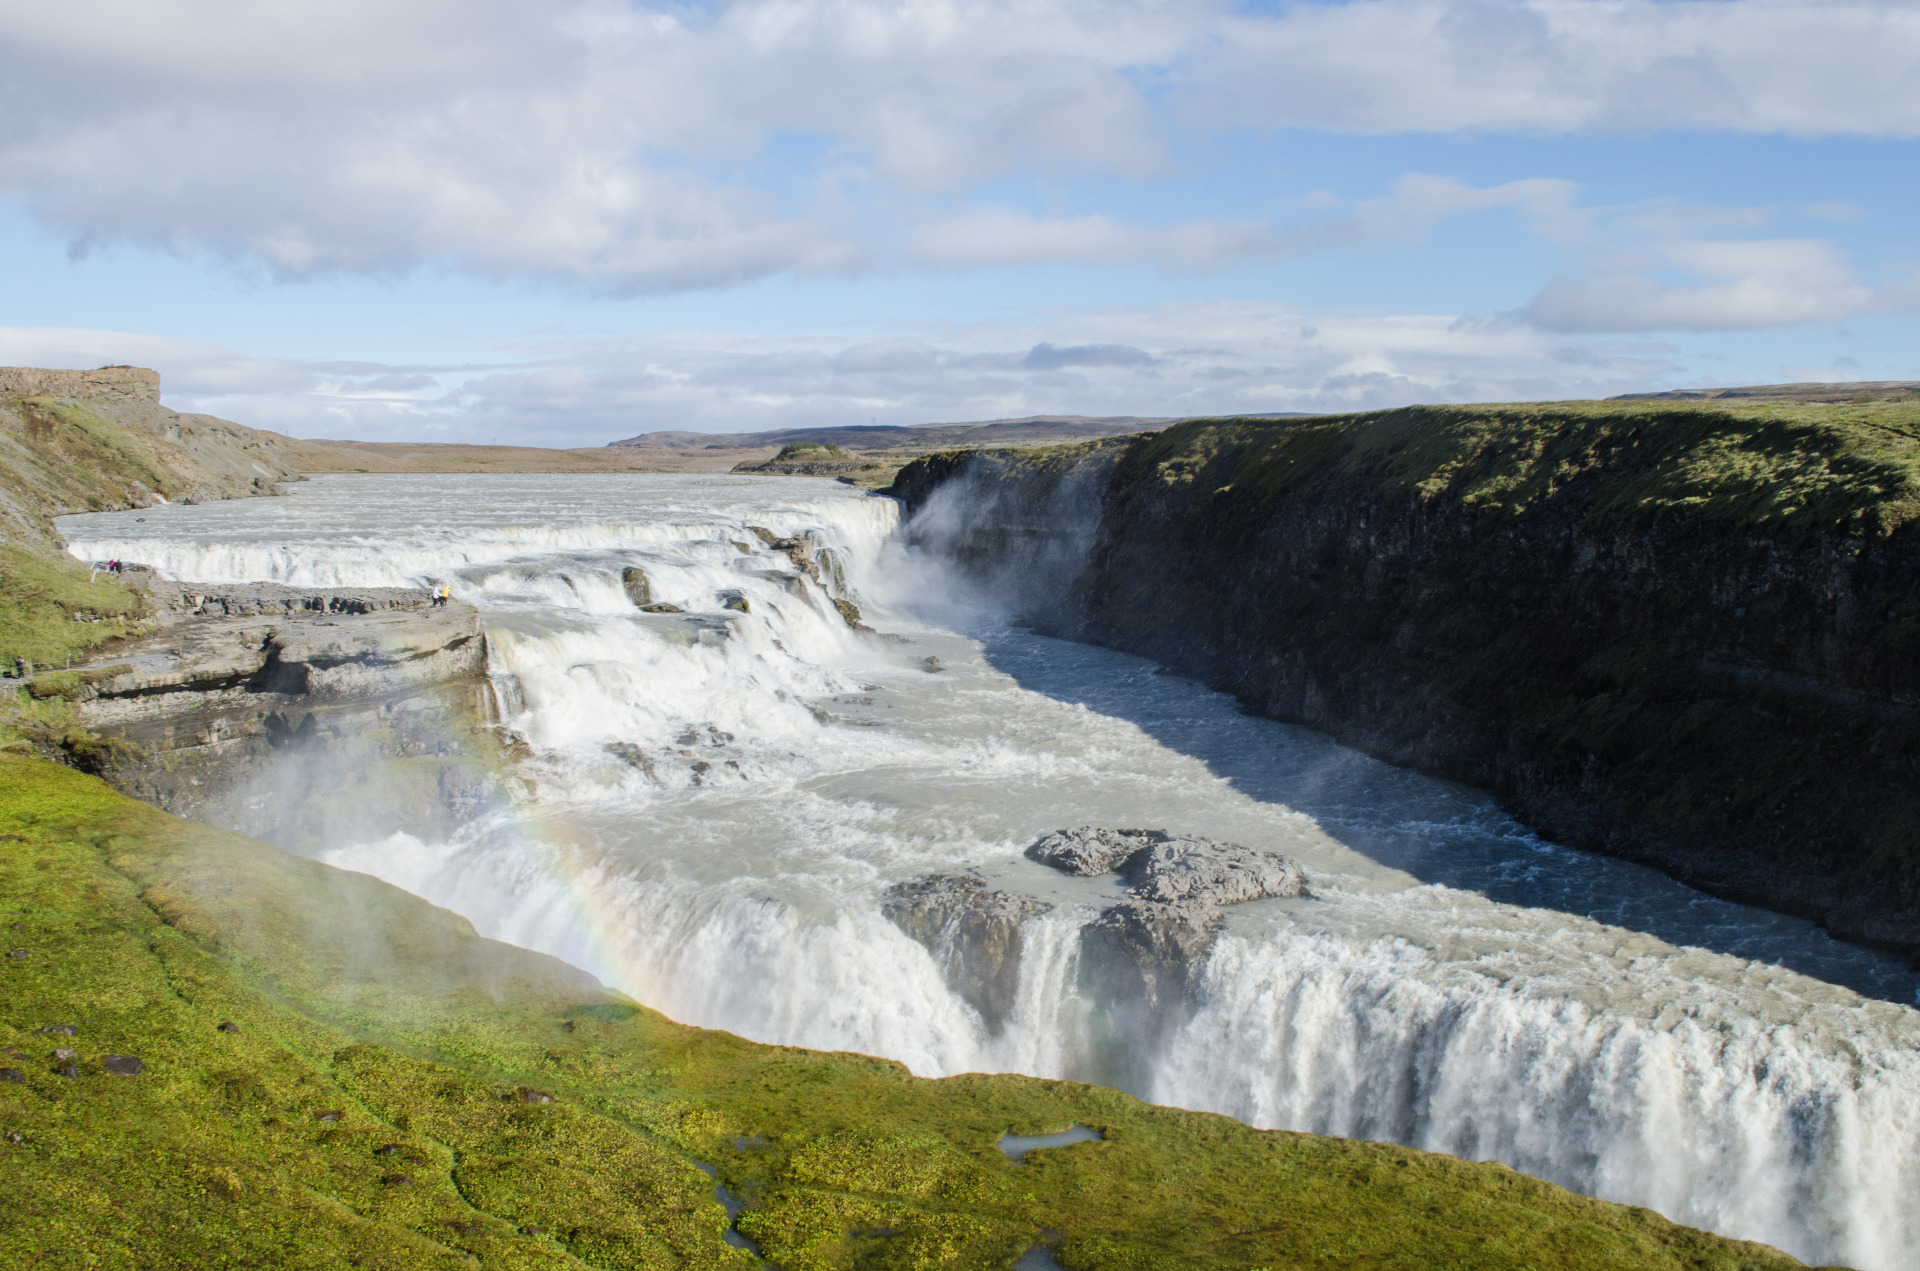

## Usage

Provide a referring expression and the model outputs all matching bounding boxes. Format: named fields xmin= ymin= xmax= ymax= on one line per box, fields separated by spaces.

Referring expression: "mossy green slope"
xmin=0 ymin=756 xmax=1823 ymax=1269
xmin=0 ymin=544 xmax=146 ymax=671
xmin=0 ymin=393 xmax=173 ymax=669
xmin=1122 ymin=399 xmax=1920 ymax=533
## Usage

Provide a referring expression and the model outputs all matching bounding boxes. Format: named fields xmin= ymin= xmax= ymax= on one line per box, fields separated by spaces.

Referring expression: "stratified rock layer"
xmin=56 ymin=579 xmax=495 ymax=850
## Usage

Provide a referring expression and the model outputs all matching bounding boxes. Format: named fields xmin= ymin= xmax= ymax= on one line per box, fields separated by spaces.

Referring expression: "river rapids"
xmin=60 ymin=473 xmax=1920 ymax=1270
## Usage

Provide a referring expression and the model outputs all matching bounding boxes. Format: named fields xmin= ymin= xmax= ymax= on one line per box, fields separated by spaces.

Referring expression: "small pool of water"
xmin=695 ymin=1161 xmax=768 ymax=1259
xmin=998 ymin=1124 xmax=1104 ymax=1162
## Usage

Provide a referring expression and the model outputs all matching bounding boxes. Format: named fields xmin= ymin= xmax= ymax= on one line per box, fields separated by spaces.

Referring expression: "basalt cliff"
xmin=891 ymin=401 xmax=1920 ymax=956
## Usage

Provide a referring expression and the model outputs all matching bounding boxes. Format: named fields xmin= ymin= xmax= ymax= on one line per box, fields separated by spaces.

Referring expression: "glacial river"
xmin=60 ymin=473 xmax=1920 ymax=1270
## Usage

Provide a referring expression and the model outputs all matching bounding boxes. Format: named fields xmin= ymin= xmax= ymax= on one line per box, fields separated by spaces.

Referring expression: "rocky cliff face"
xmin=34 ymin=574 xmax=500 ymax=853
xmin=892 ymin=403 xmax=1920 ymax=955
xmin=0 ymin=366 xmax=514 ymax=852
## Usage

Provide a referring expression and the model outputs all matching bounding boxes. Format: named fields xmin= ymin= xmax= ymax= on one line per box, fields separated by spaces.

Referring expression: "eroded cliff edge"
xmin=0 ymin=366 xmax=500 ymax=850
xmin=891 ymin=402 xmax=1920 ymax=954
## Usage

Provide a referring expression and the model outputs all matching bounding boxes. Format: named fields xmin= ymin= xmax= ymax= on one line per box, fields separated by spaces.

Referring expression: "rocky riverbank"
xmin=891 ymin=401 xmax=1920 ymax=956
xmin=13 ymin=569 xmax=499 ymax=852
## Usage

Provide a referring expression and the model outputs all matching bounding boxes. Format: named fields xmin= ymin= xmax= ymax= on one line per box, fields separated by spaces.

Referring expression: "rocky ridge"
xmin=0 ymin=366 xmax=314 ymax=549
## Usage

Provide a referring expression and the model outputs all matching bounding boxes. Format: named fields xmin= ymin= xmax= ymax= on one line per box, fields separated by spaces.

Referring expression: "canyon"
xmin=892 ymin=401 xmax=1920 ymax=957
xmin=7 ymin=367 xmax=1917 ymax=1269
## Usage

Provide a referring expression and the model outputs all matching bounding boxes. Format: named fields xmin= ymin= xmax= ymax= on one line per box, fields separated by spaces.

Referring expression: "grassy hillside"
xmin=1121 ymin=399 xmax=1920 ymax=534
xmin=0 ymin=756 xmax=1822 ymax=1269
xmin=0 ymin=395 xmax=174 ymax=669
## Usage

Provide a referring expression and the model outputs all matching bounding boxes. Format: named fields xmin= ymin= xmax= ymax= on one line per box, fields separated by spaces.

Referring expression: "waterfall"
xmin=58 ymin=472 xmax=1920 ymax=1270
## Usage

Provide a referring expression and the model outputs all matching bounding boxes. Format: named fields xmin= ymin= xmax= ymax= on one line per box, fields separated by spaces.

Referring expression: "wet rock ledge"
xmin=1029 ymin=827 xmax=1306 ymax=1015
xmin=37 ymin=568 xmax=494 ymax=847
xmin=885 ymin=827 xmax=1306 ymax=1040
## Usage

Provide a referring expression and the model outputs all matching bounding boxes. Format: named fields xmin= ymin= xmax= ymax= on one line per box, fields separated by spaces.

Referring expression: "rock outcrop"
xmin=1025 ymin=827 xmax=1308 ymax=909
xmin=1026 ymin=826 xmax=1308 ymax=1088
xmin=621 ymin=566 xmax=653 ymax=607
xmin=1026 ymin=827 xmax=1306 ymax=1010
xmin=882 ymin=874 xmax=1043 ymax=1035
xmin=0 ymin=365 xmax=316 ymax=549
xmin=50 ymin=580 xmax=497 ymax=851
xmin=746 ymin=526 xmax=871 ymax=630
xmin=885 ymin=829 xmax=1304 ymax=1060
xmin=102 ymin=567 xmax=434 ymax=620
xmin=1024 ymin=826 xmax=1157 ymax=876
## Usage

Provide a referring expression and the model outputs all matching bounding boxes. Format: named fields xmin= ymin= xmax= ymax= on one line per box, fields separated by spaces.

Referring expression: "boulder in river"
xmin=883 ymin=874 xmax=1046 ymax=1036
xmin=1024 ymin=827 xmax=1161 ymax=876
xmin=1129 ymin=836 xmax=1307 ymax=906
xmin=621 ymin=566 xmax=653 ymax=608
xmin=1080 ymin=900 xmax=1223 ymax=1012
xmin=1026 ymin=827 xmax=1308 ymax=1046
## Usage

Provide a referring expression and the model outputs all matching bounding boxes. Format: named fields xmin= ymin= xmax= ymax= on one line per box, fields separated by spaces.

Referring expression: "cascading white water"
xmin=60 ymin=473 xmax=1920 ymax=1270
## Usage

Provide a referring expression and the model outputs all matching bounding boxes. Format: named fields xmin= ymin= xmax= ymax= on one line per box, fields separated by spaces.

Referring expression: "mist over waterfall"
xmin=59 ymin=472 xmax=1920 ymax=1271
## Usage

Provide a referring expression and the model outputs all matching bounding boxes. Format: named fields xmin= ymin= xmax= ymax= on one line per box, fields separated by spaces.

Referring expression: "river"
xmin=59 ymin=472 xmax=1920 ymax=1270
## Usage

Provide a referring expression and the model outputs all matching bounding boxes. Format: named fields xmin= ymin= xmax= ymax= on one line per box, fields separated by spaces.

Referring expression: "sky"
xmin=2 ymin=0 xmax=1918 ymax=446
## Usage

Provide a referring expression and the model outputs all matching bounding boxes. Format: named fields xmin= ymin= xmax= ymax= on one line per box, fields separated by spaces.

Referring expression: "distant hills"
xmin=1611 ymin=380 xmax=1920 ymax=404
xmin=607 ymin=412 xmax=1312 ymax=452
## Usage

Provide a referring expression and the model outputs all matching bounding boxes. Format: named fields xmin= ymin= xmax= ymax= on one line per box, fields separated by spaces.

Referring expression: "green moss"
xmin=1122 ymin=400 xmax=1920 ymax=534
xmin=0 ymin=756 xmax=1827 ymax=1268
xmin=776 ymin=442 xmax=852 ymax=462
xmin=0 ymin=544 xmax=146 ymax=668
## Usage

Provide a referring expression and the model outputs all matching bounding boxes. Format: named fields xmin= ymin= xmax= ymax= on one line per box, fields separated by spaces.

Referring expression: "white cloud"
xmin=1191 ymin=0 xmax=1920 ymax=137
xmin=907 ymin=175 xmax=1583 ymax=269
xmin=908 ymin=207 xmax=1280 ymax=268
xmin=1523 ymin=195 xmax=1920 ymax=333
xmin=0 ymin=1 xmax=1916 ymax=290
xmin=0 ymin=305 xmax=1685 ymax=444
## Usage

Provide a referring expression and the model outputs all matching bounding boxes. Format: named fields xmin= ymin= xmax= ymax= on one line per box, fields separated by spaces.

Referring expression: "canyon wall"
xmin=26 ymin=572 xmax=504 ymax=855
xmin=892 ymin=403 xmax=1920 ymax=953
